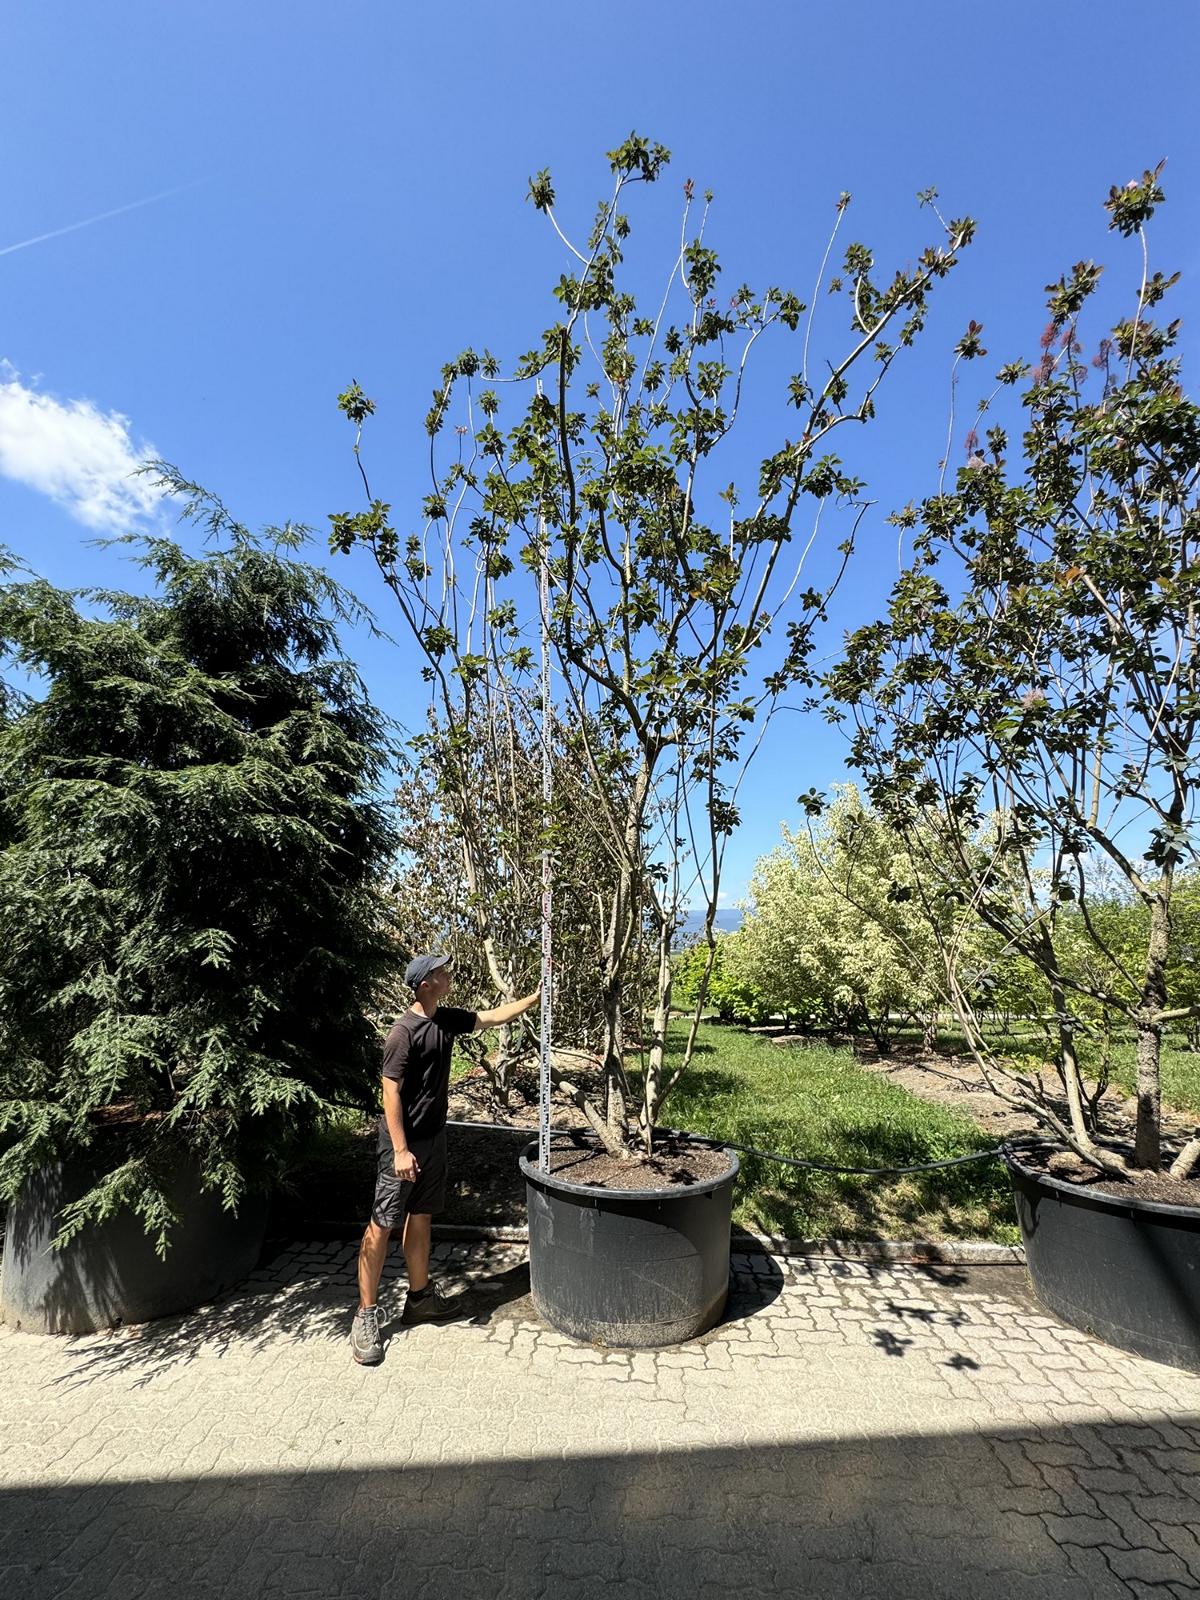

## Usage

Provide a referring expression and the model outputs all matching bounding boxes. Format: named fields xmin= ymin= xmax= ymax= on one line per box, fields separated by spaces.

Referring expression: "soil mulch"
xmin=1021 ymin=1146 xmax=1200 ymax=1208
xmin=546 ymin=1134 xmax=731 ymax=1191
xmin=1087 ymin=1172 xmax=1199 ymax=1206
xmin=451 ymin=1067 xmax=733 ymax=1191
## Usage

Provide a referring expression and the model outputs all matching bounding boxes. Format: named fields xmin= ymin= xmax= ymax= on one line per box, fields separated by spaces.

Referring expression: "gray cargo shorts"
xmin=371 ymin=1124 xmax=449 ymax=1228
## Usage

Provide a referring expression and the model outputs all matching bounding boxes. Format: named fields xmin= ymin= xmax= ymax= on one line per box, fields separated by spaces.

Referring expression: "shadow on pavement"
xmin=4 ymin=1416 xmax=1197 ymax=1599
xmin=46 ymin=1243 xmax=801 ymax=1388
xmin=46 ymin=1243 xmax=534 ymax=1388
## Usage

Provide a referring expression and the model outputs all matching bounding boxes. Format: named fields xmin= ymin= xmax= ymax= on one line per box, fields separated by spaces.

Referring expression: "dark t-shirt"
xmin=380 ymin=1005 xmax=477 ymax=1145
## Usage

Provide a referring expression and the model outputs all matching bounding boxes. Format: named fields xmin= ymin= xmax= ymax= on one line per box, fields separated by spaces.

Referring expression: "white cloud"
xmin=0 ymin=361 xmax=166 ymax=533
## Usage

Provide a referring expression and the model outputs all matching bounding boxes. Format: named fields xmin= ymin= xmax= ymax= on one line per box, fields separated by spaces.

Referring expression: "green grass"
xmin=1107 ymin=1038 xmax=1200 ymax=1114
xmin=651 ymin=1022 xmax=1018 ymax=1244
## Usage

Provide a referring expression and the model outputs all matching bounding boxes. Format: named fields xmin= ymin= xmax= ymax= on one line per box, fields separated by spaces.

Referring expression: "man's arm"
xmin=474 ymin=988 xmax=540 ymax=1033
xmin=382 ymin=1077 xmax=419 ymax=1181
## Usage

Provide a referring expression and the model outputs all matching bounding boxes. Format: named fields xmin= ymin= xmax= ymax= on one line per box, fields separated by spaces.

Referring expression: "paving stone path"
xmin=3 ymin=1240 xmax=1200 ymax=1598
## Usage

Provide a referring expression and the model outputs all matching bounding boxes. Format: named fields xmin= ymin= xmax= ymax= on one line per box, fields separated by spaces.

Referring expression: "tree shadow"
xmin=863 ymin=1281 xmax=1000 ymax=1368
xmin=4 ymin=1416 xmax=1197 ymax=1597
xmin=43 ymin=1233 xmax=795 ymax=1387
xmin=44 ymin=1240 xmax=532 ymax=1389
xmin=723 ymin=1243 xmax=1021 ymax=1372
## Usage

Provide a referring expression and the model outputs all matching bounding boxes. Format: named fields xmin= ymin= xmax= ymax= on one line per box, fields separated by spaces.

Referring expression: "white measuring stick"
xmin=538 ymin=531 xmax=553 ymax=1172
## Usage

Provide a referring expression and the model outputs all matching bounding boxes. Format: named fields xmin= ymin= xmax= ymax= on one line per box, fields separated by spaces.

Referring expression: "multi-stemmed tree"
xmin=385 ymin=709 xmax=656 ymax=1108
xmin=830 ymin=166 xmax=1200 ymax=1183
xmin=333 ymin=134 xmax=973 ymax=1156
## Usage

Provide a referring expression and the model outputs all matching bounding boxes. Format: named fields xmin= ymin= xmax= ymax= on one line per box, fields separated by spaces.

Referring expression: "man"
xmin=351 ymin=953 xmax=539 ymax=1365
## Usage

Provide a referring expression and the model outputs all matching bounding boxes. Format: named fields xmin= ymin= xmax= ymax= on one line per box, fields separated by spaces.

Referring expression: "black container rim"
xmin=1004 ymin=1143 xmax=1200 ymax=1222
xmin=519 ymin=1136 xmax=740 ymax=1202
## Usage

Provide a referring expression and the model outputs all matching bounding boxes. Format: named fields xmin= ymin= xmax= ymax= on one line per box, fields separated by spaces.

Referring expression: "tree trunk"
xmin=1134 ymin=885 xmax=1172 ymax=1171
xmin=640 ymin=916 xmax=674 ymax=1151
xmin=491 ymin=1023 xmax=514 ymax=1109
xmin=1133 ymin=1018 xmax=1163 ymax=1170
xmin=598 ymin=867 xmax=633 ymax=1151
xmin=1048 ymin=970 xmax=1096 ymax=1153
xmin=456 ymin=830 xmax=518 ymax=1104
xmin=601 ymin=975 xmax=628 ymax=1141
xmin=595 ymin=762 xmax=652 ymax=1151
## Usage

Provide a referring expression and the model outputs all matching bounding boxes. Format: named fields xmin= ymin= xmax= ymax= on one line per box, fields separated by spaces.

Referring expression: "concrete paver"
xmin=2 ymin=1240 xmax=1200 ymax=1597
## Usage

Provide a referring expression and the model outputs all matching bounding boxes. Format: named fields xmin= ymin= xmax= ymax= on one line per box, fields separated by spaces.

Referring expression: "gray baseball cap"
xmin=405 ymin=952 xmax=451 ymax=990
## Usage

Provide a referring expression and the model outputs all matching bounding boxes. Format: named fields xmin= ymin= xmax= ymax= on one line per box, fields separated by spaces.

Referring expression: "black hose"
xmin=689 ymin=1134 xmax=1037 ymax=1177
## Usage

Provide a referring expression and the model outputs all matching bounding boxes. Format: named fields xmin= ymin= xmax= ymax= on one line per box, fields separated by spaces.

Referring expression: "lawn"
xmin=648 ymin=1022 xmax=1018 ymax=1245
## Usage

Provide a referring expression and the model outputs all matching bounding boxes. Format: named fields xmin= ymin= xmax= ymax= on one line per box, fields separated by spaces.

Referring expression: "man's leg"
xmin=397 ymin=1138 xmax=462 ymax=1325
xmin=351 ymin=1219 xmax=392 ymax=1365
xmin=357 ymin=1220 xmax=391 ymax=1309
xmin=401 ymin=1211 xmax=432 ymax=1293
xmin=352 ymin=1128 xmax=421 ymax=1363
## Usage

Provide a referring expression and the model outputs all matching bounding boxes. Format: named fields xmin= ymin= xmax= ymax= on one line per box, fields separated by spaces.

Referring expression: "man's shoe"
xmin=351 ymin=1304 xmax=384 ymax=1364
xmin=400 ymin=1280 xmax=469 ymax=1325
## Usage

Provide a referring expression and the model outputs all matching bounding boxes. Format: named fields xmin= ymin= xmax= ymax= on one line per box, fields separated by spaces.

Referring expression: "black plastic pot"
xmin=0 ymin=1156 xmax=269 ymax=1335
xmin=520 ymin=1137 xmax=738 ymax=1348
xmin=1006 ymin=1147 xmax=1200 ymax=1372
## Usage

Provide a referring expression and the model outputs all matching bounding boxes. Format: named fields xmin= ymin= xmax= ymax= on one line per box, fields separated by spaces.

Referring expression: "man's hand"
xmin=475 ymin=986 xmax=542 ymax=1031
xmin=394 ymin=1147 xmax=420 ymax=1183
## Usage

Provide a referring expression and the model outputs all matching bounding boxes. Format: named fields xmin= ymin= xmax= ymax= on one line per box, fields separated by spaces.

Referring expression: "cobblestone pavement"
xmin=3 ymin=1239 xmax=1200 ymax=1599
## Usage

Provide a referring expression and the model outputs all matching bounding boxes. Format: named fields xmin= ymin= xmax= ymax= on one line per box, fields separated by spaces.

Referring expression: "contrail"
xmin=0 ymin=181 xmax=201 ymax=258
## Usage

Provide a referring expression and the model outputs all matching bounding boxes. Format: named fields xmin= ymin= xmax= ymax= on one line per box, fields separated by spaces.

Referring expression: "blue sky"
xmin=3 ymin=0 xmax=1198 ymax=905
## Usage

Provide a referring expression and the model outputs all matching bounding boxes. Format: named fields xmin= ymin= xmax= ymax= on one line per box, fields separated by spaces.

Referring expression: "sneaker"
xmin=351 ymin=1304 xmax=384 ymax=1365
xmin=400 ymin=1280 xmax=469 ymax=1325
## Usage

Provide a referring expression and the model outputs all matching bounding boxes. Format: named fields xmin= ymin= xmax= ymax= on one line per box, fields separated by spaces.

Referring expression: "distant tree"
xmin=735 ymin=787 xmax=955 ymax=1045
xmin=673 ymin=932 xmax=768 ymax=1025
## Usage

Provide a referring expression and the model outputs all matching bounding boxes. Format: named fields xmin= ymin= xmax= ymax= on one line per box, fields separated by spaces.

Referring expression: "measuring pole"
xmin=538 ymin=523 xmax=553 ymax=1172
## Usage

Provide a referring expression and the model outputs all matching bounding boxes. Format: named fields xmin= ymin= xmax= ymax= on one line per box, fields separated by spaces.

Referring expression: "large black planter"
xmin=1007 ymin=1148 xmax=1200 ymax=1372
xmin=520 ymin=1137 xmax=738 ymax=1348
xmin=1 ymin=1156 xmax=269 ymax=1335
